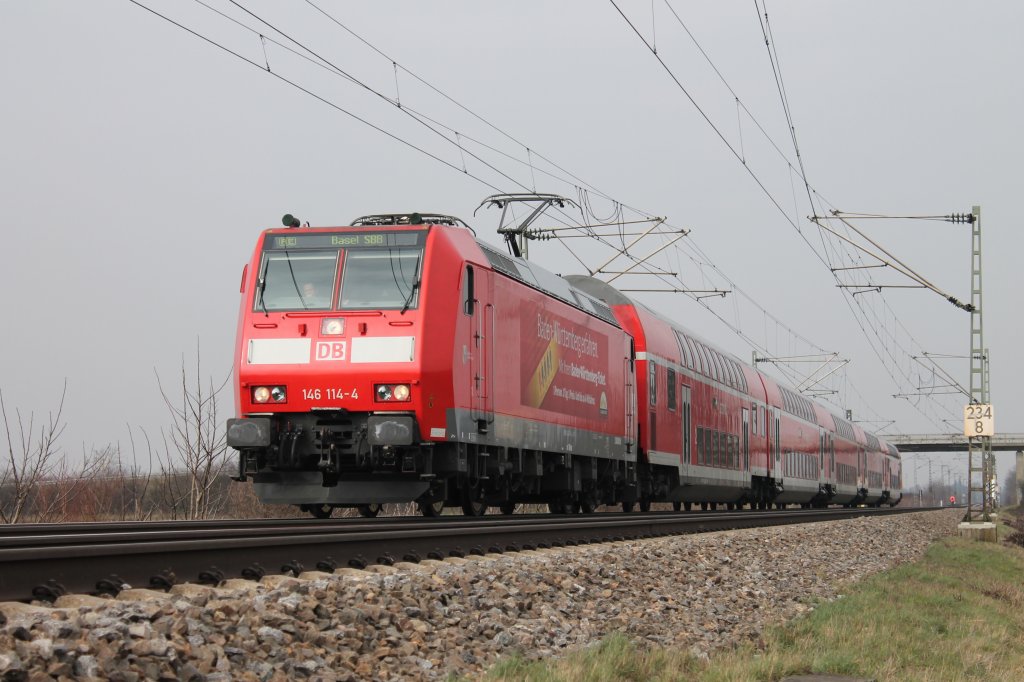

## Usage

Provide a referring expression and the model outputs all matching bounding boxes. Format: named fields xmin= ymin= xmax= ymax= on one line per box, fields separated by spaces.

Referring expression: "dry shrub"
xmin=1004 ymin=507 xmax=1024 ymax=548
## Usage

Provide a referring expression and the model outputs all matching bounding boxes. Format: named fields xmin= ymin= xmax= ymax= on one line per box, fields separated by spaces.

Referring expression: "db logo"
xmin=315 ymin=341 xmax=347 ymax=361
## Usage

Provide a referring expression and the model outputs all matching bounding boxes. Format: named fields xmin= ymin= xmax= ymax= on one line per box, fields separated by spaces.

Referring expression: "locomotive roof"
xmin=474 ymin=242 xmax=620 ymax=328
xmin=349 ymin=212 xmax=471 ymax=229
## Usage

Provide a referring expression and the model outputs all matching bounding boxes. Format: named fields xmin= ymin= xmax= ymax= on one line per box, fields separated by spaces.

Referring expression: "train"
xmin=226 ymin=212 xmax=902 ymax=518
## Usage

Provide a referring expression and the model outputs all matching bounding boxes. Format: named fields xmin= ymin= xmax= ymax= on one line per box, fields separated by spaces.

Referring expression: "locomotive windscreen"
xmin=254 ymin=231 xmax=424 ymax=312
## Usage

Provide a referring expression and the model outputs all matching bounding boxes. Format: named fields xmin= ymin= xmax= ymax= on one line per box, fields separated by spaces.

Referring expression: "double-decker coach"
xmin=567 ymin=275 xmax=902 ymax=510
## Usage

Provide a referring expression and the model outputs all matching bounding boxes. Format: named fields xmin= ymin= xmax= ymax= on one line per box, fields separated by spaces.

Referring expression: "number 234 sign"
xmin=963 ymin=404 xmax=995 ymax=437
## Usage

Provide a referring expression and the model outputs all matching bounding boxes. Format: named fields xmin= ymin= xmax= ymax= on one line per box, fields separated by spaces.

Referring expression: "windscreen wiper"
xmin=400 ymin=253 xmax=423 ymax=315
xmin=258 ymin=273 xmax=269 ymax=316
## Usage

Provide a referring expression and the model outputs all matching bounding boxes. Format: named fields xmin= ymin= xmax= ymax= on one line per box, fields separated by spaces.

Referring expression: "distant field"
xmin=486 ymin=508 xmax=1024 ymax=682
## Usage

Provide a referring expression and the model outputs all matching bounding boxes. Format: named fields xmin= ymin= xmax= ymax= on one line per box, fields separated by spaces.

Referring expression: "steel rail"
xmin=0 ymin=507 xmax=937 ymax=603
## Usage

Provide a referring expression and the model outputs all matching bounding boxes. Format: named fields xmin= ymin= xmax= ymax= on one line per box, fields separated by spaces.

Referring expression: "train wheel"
xmin=418 ymin=500 xmax=445 ymax=517
xmin=684 ymin=502 xmax=692 ymax=512
xmin=621 ymin=501 xmax=634 ymax=513
xmin=499 ymin=501 xmax=517 ymax=515
xmin=638 ymin=498 xmax=652 ymax=512
xmin=308 ymin=504 xmax=333 ymax=519
xmin=357 ymin=503 xmax=382 ymax=518
xmin=580 ymin=494 xmax=598 ymax=514
xmin=461 ymin=496 xmax=487 ymax=517
xmin=548 ymin=500 xmax=569 ymax=514
xmin=671 ymin=501 xmax=682 ymax=512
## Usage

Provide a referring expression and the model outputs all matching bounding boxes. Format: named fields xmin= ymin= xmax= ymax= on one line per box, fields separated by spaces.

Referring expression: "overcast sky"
xmin=1 ymin=1 xmax=1019 ymax=487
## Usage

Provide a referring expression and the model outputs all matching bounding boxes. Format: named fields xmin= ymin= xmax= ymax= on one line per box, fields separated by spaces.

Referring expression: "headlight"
xmin=321 ymin=318 xmax=345 ymax=336
xmin=252 ymin=386 xmax=287 ymax=404
xmin=374 ymin=383 xmax=411 ymax=402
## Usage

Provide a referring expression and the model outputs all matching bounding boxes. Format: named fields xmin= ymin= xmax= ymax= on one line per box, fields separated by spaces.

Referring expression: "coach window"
xmin=702 ymin=345 xmax=715 ymax=379
xmin=704 ymin=346 xmax=716 ymax=380
xmin=686 ymin=337 xmax=701 ymax=373
xmin=710 ymin=350 xmax=724 ymax=384
xmin=712 ymin=431 xmax=720 ymax=467
xmin=731 ymin=360 xmax=743 ymax=390
xmin=667 ymin=368 xmax=677 ymax=411
xmin=647 ymin=360 xmax=655 ymax=403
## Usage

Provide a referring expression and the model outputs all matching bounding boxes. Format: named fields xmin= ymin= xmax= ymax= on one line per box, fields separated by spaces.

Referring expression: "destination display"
xmin=265 ymin=231 xmax=423 ymax=250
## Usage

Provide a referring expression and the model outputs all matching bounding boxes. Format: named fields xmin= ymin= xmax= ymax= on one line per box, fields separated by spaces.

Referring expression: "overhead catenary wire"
xmin=290 ymin=0 xmax=860 ymax=397
xmin=127 ymin=0 xmax=505 ymax=193
xmin=289 ymin=0 xmax=883 ymax=408
xmin=132 ymin=0 xmax=918 ymax=430
xmin=617 ymin=0 xmax=965 ymax=431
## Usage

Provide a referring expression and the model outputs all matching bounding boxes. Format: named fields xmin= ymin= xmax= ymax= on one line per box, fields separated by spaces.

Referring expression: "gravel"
xmin=0 ymin=509 xmax=957 ymax=681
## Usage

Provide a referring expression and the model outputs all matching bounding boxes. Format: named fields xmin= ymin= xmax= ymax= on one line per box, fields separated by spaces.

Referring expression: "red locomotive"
xmin=227 ymin=212 xmax=901 ymax=517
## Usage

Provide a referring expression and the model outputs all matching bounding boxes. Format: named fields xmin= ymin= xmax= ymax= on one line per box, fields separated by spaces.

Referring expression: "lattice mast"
xmin=966 ymin=205 xmax=994 ymax=521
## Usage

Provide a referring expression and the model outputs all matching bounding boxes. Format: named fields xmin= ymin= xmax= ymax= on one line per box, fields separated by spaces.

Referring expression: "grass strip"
xmin=485 ymin=519 xmax=1024 ymax=682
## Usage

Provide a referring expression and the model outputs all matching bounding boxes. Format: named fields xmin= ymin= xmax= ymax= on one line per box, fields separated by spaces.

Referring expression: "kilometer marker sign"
xmin=963 ymin=404 xmax=995 ymax=437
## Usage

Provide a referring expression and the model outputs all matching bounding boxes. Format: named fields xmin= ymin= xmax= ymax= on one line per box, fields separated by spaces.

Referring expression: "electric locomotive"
xmin=227 ymin=213 xmax=637 ymax=517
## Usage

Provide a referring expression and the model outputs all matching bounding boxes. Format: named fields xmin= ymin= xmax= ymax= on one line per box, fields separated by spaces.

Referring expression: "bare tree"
xmin=31 ymin=446 xmax=112 ymax=523
xmin=69 ymin=440 xmax=155 ymax=522
xmin=1 ymin=383 xmax=68 ymax=523
xmin=155 ymin=347 xmax=231 ymax=520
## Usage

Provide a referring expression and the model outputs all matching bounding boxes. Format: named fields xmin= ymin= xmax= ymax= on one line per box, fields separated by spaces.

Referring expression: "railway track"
xmin=0 ymin=506 xmax=935 ymax=603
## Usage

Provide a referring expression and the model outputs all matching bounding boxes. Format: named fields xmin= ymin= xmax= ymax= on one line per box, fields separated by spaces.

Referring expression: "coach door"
xmin=681 ymin=384 xmax=692 ymax=466
xmin=466 ymin=265 xmax=494 ymax=431
xmin=624 ymin=349 xmax=636 ymax=453
xmin=856 ymin=448 xmax=865 ymax=491
xmin=771 ymin=408 xmax=782 ymax=482
xmin=819 ymin=429 xmax=825 ymax=484
xmin=742 ymin=407 xmax=750 ymax=471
